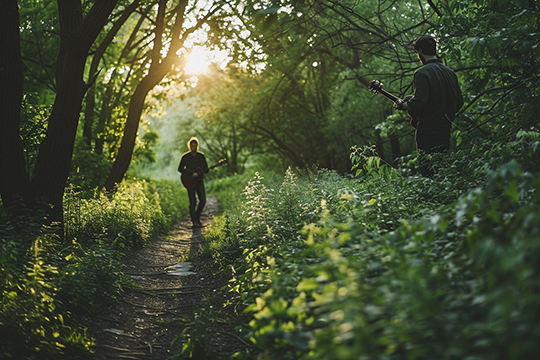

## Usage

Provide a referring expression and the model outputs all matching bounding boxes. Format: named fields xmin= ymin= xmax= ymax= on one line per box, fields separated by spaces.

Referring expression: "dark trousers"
xmin=415 ymin=125 xmax=450 ymax=177
xmin=187 ymin=181 xmax=206 ymax=223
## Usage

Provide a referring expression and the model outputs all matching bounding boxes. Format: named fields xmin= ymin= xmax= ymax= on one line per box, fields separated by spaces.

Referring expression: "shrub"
xmin=205 ymin=129 xmax=540 ymax=359
xmin=1 ymin=236 xmax=93 ymax=359
xmin=151 ymin=179 xmax=190 ymax=225
xmin=58 ymin=178 xmax=181 ymax=313
xmin=1 ymin=176 xmax=186 ymax=358
xmin=63 ymin=179 xmax=168 ymax=250
xmin=236 ymin=164 xmax=540 ymax=359
xmin=56 ymin=247 xmax=127 ymax=313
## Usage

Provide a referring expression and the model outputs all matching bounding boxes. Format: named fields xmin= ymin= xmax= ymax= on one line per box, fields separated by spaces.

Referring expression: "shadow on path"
xmin=89 ymin=196 xmax=230 ymax=359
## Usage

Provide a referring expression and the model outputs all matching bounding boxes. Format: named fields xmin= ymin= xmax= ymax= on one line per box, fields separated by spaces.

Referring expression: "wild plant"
xmin=0 ymin=234 xmax=93 ymax=359
xmin=240 ymin=157 xmax=540 ymax=359
xmin=170 ymin=297 xmax=227 ymax=359
xmin=2 ymin=177 xmax=185 ymax=359
xmin=63 ymin=180 xmax=167 ymax=250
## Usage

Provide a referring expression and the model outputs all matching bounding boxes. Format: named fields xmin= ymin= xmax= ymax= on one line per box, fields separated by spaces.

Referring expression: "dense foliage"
xmin=0 ymin=179 xmax=188 ymax=358
xmin=202 ymin=129 xmax=540 ymax=358
xmin=1 ymin=0 xmax=539 ymax=358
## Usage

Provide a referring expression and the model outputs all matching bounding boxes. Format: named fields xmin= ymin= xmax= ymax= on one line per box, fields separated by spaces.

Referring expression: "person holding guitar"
xmin=178 ymin=137 xmax=209 ymax=228
xmin=394 ymin=35 xmax=463 ymax=177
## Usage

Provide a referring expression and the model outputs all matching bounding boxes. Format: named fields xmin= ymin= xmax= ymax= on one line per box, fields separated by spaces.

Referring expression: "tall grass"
xmin=0 ymin=177 xmax=188 ymax=359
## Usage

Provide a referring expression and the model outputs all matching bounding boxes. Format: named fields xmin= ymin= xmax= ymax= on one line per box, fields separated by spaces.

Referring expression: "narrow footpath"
xmin=89 ymin=196 xmax=246 ymax=359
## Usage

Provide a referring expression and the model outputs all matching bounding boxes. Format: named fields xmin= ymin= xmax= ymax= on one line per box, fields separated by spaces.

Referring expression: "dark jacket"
xmin=178 ymin=152 xmax=209 ymax=178
xmin=407 ymin=59 xmax=463 ymax=131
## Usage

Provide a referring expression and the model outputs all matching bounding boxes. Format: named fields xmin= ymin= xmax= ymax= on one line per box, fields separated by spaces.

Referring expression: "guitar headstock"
xmin=208 ymin=158 xmax=228 ymax=171
xmin=368 ymin=80 xmax=383 ymax=93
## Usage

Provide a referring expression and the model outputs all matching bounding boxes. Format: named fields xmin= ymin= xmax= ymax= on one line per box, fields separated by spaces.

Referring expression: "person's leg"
xmin=194 ymin=182 xmax=206 ymax=225
xmin=415 ymin=128 xmax=450 ymax=177
xmin=187 ymin=188 xmax=197 ymax=224
xmin=415 ymin=129 xmax=433 ymax=177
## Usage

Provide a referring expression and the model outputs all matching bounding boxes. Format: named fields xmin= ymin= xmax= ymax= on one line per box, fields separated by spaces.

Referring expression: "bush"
xmin=56 ymin=247 xmax=127 ymax=313
xmin=63 ymin=179 xmax=168 ymax=250
xmin=206 ymin=171 xmax=257 ymax=214
xmin=204 ymin=130 xmax=540 ymax=359
xmin=1 ymin=176 xmax=186 ymax=358
xmin=58 ymin=178 xmax=183 ymax=312
xmin=1 ymin=235 xmax=93 ymax=359
xmin=151 ymin=179 xmax=190 ymax=225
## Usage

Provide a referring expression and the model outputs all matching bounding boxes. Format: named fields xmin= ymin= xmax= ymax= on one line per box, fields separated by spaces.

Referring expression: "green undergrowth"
xmin=206 ymin=170 xmax=267 ymax=215
xmin=202 ymin=131 xmax=540 ymax=359
xmin=0 ymin=178 xmax=188 ymax=359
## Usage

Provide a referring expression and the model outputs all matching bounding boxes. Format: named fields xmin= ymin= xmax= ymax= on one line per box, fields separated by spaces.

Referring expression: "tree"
xmin=136 ymin=0 xmax=443 ymax=174
xmin=0 ymin=0 xmax=119 ymax=227
xmin=82 ymin=0 xmax=141 ymax=148
xmin=192 ymin=0 xmax=419 ymax=172
xmin=188 ymin=65 xmax=267 ymax=174
xmin=103 ymin=0 xmax=229 ymax=190
xmin=437 ymin=0 xmax=539 ymax=138
xmin=0 ymin=1 xmax=34 ymax=212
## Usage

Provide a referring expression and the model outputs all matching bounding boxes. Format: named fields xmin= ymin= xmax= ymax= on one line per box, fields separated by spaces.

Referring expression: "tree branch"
xmin=426 ymin=0 xmax=443 ymax=17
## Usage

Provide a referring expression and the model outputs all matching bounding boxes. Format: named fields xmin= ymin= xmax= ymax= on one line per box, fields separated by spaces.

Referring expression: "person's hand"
xmin=394 ymin=99 xmax=406 ymax=110
xmin=192 ymin=172 xmax=199 ymax=178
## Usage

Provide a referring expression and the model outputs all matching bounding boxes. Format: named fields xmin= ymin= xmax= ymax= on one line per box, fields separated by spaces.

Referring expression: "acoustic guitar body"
xmin=181 ymin=169 xmax=203 ymax=189
xmin=180 ymin=159 xmax=227 ymax=189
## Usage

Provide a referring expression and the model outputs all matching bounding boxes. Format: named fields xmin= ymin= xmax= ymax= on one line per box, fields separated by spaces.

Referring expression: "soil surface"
xmin=88 ymin=196 xmax=249 ymax=359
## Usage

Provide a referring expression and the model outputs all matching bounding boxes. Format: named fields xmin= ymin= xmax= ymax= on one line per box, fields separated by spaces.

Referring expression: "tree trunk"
xmin=0 ymin=1 xmax=35 ymax=212
xmin=83 ymin=0 xmax=140 ymax=146
xmin=32 ymin=46 xmax=87 ymax=222
xmin=32 ymin=0 xmax=118 ymax=224
xmin=230 ymin=123 xmax=239 ymax=173
xmin=104 ymin=0 xmax=194 ymax=190
xmin=389 ymin=132 xmax=402 ymax=162
xmin=105 ymin=70 xmax=168 ymax=190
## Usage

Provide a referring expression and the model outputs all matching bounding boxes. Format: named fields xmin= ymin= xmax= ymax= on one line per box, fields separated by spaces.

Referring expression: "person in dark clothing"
xmin=395 ymin=35 xmax=464 ymax=177
xmin=178 ymin=137 xmax=208 ymax=228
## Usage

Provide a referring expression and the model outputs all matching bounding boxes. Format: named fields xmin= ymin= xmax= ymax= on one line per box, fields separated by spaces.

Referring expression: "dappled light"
xmin=2 ymin=0 xmax=539 ymax=358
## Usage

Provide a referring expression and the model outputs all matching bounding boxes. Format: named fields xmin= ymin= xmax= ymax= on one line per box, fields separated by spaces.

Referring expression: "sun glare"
xmin=184 ymin=47 xmax=211 ymax=75
xmin=183 ymin=45 xmax=231 ymax=77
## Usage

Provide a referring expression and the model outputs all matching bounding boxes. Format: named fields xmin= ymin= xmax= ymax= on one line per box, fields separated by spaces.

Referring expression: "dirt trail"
xmin=89 ymin=196 xmax=244 ymax=359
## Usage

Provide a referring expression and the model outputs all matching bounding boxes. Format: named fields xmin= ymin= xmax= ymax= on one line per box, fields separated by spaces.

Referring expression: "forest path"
xmin=89 ymin=195 xmax=242 ymax=359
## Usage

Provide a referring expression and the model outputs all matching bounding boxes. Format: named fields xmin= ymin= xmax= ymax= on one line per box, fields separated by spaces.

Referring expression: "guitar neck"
xmin=197 ymin=160 xmax=226 ymax=173
xmin=377 ymin=89 xmax=399 ymax=103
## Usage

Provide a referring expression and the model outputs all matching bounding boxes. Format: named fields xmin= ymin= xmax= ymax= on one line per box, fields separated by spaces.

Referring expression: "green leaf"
xmin=503 ymin=180 xmax=519 ymax=203
xmin=297 ymin=278 xmax=319 ymax=291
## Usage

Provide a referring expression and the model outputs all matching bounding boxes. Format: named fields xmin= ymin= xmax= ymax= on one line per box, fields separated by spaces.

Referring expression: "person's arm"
xmin=395 ymin=72 xmax=429 ymax=112
xmin=178 ymin=155 xmax=189 ymax=175
xmin=190 ymin=154 xmax=207 ymax=179
xmin=406 ymin=72 xmax=430 ymax=113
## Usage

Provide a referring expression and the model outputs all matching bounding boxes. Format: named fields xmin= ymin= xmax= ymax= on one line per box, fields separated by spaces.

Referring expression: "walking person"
xmin=178 ymin=137 xmax=208 ymax=228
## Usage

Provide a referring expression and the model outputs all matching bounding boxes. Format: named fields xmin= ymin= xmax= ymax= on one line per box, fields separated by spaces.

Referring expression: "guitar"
xmin=368 ymin=80 xmax=419 ymax=128
xmin=181 ymin=158 xmax=227 ymax=189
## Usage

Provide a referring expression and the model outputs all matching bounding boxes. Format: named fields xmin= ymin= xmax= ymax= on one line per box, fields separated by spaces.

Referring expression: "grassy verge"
xmin=0 ymin=178 xmax=188 ymax=359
